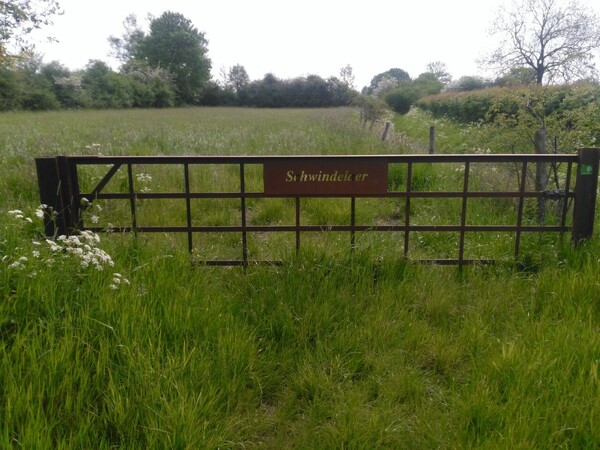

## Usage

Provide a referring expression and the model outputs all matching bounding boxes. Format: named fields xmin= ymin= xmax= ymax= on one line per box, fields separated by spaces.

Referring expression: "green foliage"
xmin=81 ymin=60 xmax=133 ymax=109
xmin=242 ymin=73 xmax=355 ymax=108
xmin=1 ymin=107 xmax=600 ymax=447
xmin=134 ymin=11 xmax=211 ymax=105
xmin=417 ymin=82 xmax=600 ymax=150
xmin=364 ymin=68 xmax=411 ymax=96
xmin=0 ymin=0 xmax=62 ymax=63
xmin=0 ymin=66 xmax=22 ymax=109
xmin=385 ymin=74 xmax=444 ymax=114
xmin=353 ymin=94 xmax=392 ymax=127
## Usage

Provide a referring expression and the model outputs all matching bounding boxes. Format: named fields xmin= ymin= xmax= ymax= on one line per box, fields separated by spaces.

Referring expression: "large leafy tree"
xmin=364 ymin=68 xmax=411 ymax=96
xmin=0 ymin=0 xmax=62 ymax=64
xmin=134 ymin=11 xmax=211 ymax=104
xmin=483 ymin=0 xmax=600 ymax=85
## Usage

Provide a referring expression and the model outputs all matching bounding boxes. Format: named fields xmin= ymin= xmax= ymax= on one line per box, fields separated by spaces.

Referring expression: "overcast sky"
xmin=30 ymin=0 xmax=598 ymax=90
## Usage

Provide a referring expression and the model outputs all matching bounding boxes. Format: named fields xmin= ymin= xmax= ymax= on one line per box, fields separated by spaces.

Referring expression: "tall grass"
xmin=1 ymin=107 xmax=599 ymax=448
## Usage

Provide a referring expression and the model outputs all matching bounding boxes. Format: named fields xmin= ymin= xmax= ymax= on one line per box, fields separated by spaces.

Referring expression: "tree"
xmin=364 ymin=68 xmax=410 ymax=96
xmin=385 ymin=74 xmax=443 ymax=114
xmin=134 ymin=11 xmax=211 ymax=104
xmin=0 ymin=0 xmax=62 ymax=64
xmin=425 ymin=61 xmax=451 ymax=84
xmin=494 ymin=67 xmax=537 ymax=87
xmin=227 ymin=64 xmax=249 ymax=93
xmin=444 ymin=75 xmax=493 ymax=92
xmin=482 ymin=0 xmax=600 ymax=85
xmin=108 ymin=14 xmax=145 ymax=63
xmin=339 ymin=64 xmax=355 ymax=90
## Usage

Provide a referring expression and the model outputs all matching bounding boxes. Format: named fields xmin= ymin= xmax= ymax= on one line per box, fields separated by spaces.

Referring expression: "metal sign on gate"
xmin=264 ymin=158 xmax=388 ymax=195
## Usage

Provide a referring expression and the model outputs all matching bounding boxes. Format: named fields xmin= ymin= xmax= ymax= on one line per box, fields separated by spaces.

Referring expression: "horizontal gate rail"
xmin=35 ymin=151 xmax=600 ymax=267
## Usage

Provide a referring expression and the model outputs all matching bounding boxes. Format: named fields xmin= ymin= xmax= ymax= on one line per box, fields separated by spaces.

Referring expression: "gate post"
xmin=572 ymin=148 xmax=600 ymax=245
xmin=35 ymin=156 xmax=81 ymax=237
xmin=429 ymin=126 xmax=435 ymax=154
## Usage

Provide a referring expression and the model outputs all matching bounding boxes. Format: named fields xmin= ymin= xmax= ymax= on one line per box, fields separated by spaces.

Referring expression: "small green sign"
xmin=580 ymin=164 xmax=594 ymax=175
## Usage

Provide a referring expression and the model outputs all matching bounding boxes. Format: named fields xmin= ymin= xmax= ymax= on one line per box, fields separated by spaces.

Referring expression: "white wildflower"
xmin=8 ymin=261 xmax=23 ymax=270
xmin=136 ymin=173 xmax=152 ymax=183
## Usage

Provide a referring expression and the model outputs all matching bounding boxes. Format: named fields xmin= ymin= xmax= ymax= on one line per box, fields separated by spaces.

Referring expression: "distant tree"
xmin=339 ymin=64 xmax=355 ymax=90
xmin=425 ymin=61 xmax=452 ymax=84
xmin=227 ymin=64 xmax=249 ymax=93
xmin=108 ymin=14 xmax=145 ymax=63
xmin=364 ymin=68 xmax=410 ymax=95
xmin=482 ymin=0 xmax=600 ymax=85
xmin=494 ymin=67 xmax=537 ymax=87
xmin=0 ymin=0 xmax=62 ymax=64
xmin=39 ymin=59 xmax=87 ymax=107
xmin=134 ymin=12 xmax=211 ymax=104
xmin=0 ymin=66 xmax=22 ymax=109
xmin=353 ymin=94 xmax=391 ymax=129
xmin=327 ymin=76 xmax=354 ymax=106
xmin=121 ymin=60 xmax=175 ymax=107
xmin=81 ymin=60 xmax=132 ymax=108
xmin=385 ymin=73 xmax=443 ymax=114
xmin=444 ymin=75 xmax=493 ymax=92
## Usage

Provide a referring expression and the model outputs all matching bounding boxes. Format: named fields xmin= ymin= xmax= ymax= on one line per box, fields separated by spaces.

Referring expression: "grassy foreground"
xmin=1 ymin=108 xmax=599 ymax=448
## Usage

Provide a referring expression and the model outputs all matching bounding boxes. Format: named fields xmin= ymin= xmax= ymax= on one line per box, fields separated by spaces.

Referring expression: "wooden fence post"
xmin=381 ymin=121 xmax=390 ymax=141
xmin=429 ymin=126 xmax=435 ymax=154
xmin=572 ymin=148 xmax=600 ymax=245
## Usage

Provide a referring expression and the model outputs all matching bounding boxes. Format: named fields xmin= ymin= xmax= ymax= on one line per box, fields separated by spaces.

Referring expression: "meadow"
xmin=1 ymin=107 xmax=599 ymax=448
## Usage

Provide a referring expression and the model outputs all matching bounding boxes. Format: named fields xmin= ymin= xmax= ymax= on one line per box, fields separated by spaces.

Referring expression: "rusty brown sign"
xmin=263 ymin=158 xmax=388 ymax=195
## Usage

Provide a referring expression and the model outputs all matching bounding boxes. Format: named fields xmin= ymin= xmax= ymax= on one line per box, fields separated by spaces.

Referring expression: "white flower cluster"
xmin=5 ymin=205 xmax=130 ymax=290
xmin=136 ymin=172 xmax=152 ymax=193
xmin=8 ymin=209 xmax=33 ymax=224
xmin=110 ymin=272 xmax=130 ymax=290
xmin=136 ymin=173 xmax=152 ymax=183
xmin=8 ymin=205 xmax=47 ymax=224
xmin=47 ymin=231 xmax=114 ymax=271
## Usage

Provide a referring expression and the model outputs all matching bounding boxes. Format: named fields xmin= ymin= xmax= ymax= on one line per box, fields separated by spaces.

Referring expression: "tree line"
xmin=0 ymin=56 xmax=359 ymax=111
xmin=1 ymin=1 xmax=600 ymax=113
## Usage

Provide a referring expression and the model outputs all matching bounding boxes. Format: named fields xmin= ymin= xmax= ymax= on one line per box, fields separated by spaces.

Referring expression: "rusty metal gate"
xmin=35 ymin=150 xmax=599 ymax=266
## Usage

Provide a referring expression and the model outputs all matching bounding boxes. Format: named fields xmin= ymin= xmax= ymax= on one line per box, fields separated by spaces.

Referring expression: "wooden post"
xmin=534 ymin=129 xmax=548 ymax=223
xmin=429 ymin=126 xmax=435 ymax=154
xmin=381 ymin=121 xmax=390 ymax=141
xmin=35 ymin=156 xmax=81 ymax=237
xmin=572 ymin=148 xmax=600 ymax=245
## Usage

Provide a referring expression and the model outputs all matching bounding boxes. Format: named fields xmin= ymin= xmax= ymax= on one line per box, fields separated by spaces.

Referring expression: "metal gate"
xmin=35 ymin=150 xmax=600 ymax=266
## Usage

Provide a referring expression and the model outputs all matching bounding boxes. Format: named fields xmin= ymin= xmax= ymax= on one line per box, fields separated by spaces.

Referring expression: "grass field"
xmin=1 ymin=107 xmax=599 ymax=448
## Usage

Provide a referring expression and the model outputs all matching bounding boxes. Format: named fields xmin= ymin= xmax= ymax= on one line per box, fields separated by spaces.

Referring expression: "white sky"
xmin=30 ymin=0 xmax=598 ymax=90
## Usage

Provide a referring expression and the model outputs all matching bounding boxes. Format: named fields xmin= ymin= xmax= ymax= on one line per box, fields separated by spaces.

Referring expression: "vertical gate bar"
xmin=55 ymin=156 xmax=77 ymax=235
xmin=65 ymin=157 xmax=82 ymax=232
xmin=559 ymin=161 xmax=573 ymax=237
xmin=240 ymin=163 xmax=248 ymax=265
xmin=184 ymin=163 xmax=193 ymax=253
xmin=404 ymin=162 xmax=413 ymax=257
xmin=127 ymin=163 xmax=137 ymax=236
xmin=295 ymin=196 xmax=301 ymax=253
xmin=514 ymin=161 xmax=528 ymax=258
xmin=350 ymin=197 xmax=356 ymax=251
xmin=36 ymin=157 xmax=64 ymax=236
xmin=458 ymin=161 xmax=470 ymax=268
xmin=572 ymin=148 xmax=600 ymax=244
